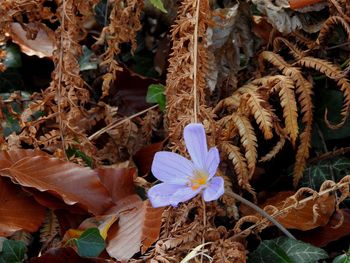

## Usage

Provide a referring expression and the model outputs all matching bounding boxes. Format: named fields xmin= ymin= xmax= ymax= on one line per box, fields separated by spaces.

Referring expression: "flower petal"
xmin=203 ymin=176 xmax=224 ymax=202
xmin=151 ymin=152 xmax=194 ymax=184
xmin=206 ymin=147 xmax=220 ymax=179
xmin=184 ymin=123 xmax=208 ymax=168
xmin=148 ymin=183 xmax=200 ymax=208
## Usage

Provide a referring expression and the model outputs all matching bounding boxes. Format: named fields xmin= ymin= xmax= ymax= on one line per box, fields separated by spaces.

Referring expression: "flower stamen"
xmin=190 ymin=170 xmax=209 ymax=190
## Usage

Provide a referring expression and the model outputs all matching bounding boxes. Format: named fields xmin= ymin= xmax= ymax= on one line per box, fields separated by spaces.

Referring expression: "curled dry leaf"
xmin=0 ymin=177 xmax=45 ymax=236
xmin=297 ymin=209 xmax=350 ymax=247
xmin=97 ymin=167 xmax=163 ymax=261
xmin=266 ymin=191 xmax=335 ymax=230
xmin=241 ymin=191 xmax=335 ymax=231
xmin=0 ymin=150 xmax=113 ymax=215
xmin=9 ymin=23 xmax=56 ymax=58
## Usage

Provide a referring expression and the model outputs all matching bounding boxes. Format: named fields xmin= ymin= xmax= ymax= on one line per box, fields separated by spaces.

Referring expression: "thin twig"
xmin=58 ymin=0 xmax=67 ymax=159
xmin=193 ymin=0 xmax=200 ymax=123
xmin=232 ymin=181 xmax=350 ymax=239
xmin=308 ymin=147 xmax=350 ymax=164
xmin=88 ymin=105 xmax=158 ymax=140
xmin=230 ymin=192 xmax=296 ymax=240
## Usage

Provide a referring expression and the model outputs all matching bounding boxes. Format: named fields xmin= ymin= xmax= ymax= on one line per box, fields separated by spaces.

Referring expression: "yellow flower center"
xmin=189 ymin=170 xmax=209 ymax=191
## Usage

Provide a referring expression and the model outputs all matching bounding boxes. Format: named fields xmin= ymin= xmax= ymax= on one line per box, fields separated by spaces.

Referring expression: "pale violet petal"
xmin=184 ymin=123 xmax=208 ymax=169
xmin=148 ymin=183 xmax=201 ymax=208
xmin=206 ymin=147 xmax=220 ymax=179
xmin=151 ymin=152 xmax=194 ymax=184
xmin=203 ymin=177 xmax=224 ymax=202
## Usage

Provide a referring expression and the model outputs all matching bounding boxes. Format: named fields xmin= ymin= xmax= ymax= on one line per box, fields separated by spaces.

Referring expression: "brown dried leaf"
xmin=0 ymin=150 xmax=113 ymax=215
xmin=97 ymin=167 xmax=163 ymax=260
xmin=0 ymin=177 xmax=45 ymax=236
xmin=263 ymin=191 xmax=335 ymax=230
xmin=133 ymin=142 xmax=164 ymax=176
xmin=106 ymin=199 xmax=163 ymax=260
xmin=297 ymin=209 xmax=350 ymax=247
xmin=9 ymin=22 xmax=55 ymax=58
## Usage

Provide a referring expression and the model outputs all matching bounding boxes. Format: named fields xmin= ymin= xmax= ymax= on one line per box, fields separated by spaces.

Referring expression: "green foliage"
xmin=248 ymin=237 xmax=328 ymax=263
xmin=66 ymin=147 xmax=93 ymax=168
xmin=300 ymin=157 xmax=350 ymax=190
xmin=75 ymin=228 xmax=105 ymax=258
xmin=333 ymin=252 xmax=350 ymax=263
xmin=146 ymin=84 xmax=165 ymax=111
xmin=0 ymin=69 xmax=24 ymax=92
xmin=79 ymin=46 xmax=98 ymax=71
xmin=0 ymin=92 xmax=32 ymax=136
xmin=148 ymin=0 xmax=167 ymax=13
xmin=3 ymin=44 xmax=22 ymax=69
xmin=0 ymin=239 xmax=26 ymax=263
xmin=94 ymin=0 xmax=108 ymax=26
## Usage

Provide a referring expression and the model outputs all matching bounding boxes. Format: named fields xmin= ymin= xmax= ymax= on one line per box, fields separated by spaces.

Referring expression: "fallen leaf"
xmin=133 ymin=142 xmax=164 ymax=176
xmin=0 ymin=177 xmax=45 ymax=236
xmin=97 ymin=167 xmax=163 ymax=260
xmin=106 ymin=199 xmax=163 ymax=260
xmin=27 ymin=247 xmax=112 ymax=263
xmin=242 ymin=191 xmax=335 ymax=231
xmin=268 ymin=191 xmax=335 ymax=230
xmin=296 ymin=209 xmax=350 ymax=247
xmin=0 ymin=150 xmax=113 ymax=215
xmin=9 ymin=23 xmax=56 ymax=58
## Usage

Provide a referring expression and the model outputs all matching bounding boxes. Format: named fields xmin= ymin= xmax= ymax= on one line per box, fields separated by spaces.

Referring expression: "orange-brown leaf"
xmin=263 ymin=191 xmax=335 ymax=231
xmin=0 ymin=177 xmax=45 ymax=236
xmin=106 ymin=198 xmax=163 ymax=260
xmin=0 ymin=150 xmax=113 ymax=215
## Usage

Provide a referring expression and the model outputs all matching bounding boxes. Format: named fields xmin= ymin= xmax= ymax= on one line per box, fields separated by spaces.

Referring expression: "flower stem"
xmin=230 ymin=192 xmax=296 ymax=239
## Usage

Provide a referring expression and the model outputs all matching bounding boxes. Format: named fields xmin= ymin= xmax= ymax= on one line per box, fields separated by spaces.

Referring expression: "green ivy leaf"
xmin=0 ymin=239 xmax=26 ymax=263
xmin=79 ymin=46 xmax=98 ymax=71
xmin=333 ymin=253 xmax=350 ymax=263
xmin=3 ymin=44 xmax=22 ymax=69
xmin=75 ymin=228 xmax=105 ymax=258
xmin=248 ymin=237 xmax=328 ymax=263
xmin=300 ymin=157 xmax=350 ymax=190
xmin=146 ymin=84 xmax=165 ymax=111
xmin=148 ymin=0 xmax=167 ymax=13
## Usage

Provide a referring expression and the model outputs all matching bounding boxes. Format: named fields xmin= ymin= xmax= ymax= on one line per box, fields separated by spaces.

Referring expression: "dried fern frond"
xmin=165 ymin=0 xmax=213 ymax=154
xmin=232 ymin=113 xmax=258 ymax=178
xmin=220 ymin=142 xmax=252 ymax=194
xmin=317 ymin=16 xmax=350 ymax=45
xmin=97 ymin=0 xmax=143 ymax=97
xmin=273 ymin=37 xmax=305 ymax=59
xmin=243 ymin=91 xmax=274 ymax=140
xmin=40 ymin=210 xmax=60 ymax=252
xmin=233 ymin=176 xmax=350 ymax=238
xmin=259 ymin=136 xmax=286 ymax=162
xmin=260 ymin=51 xmax=314 ymax=185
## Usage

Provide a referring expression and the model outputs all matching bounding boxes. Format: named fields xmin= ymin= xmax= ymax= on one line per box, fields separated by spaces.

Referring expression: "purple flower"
xmin=148 ymin=123 xmax=224 ymax=208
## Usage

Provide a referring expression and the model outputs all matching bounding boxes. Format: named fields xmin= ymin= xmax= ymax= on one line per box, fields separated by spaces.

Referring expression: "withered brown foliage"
xmin=1 ymin=0 xmax=350 ymax=261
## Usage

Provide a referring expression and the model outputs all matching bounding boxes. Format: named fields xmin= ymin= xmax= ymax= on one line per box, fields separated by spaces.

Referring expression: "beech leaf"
xmin=0 ymin=150 xmax=113 ymax=215
xmin=97 ymin=168 xmax=163 ymax=260
xmin=0 ymin=177 xmax=45 ymax=236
